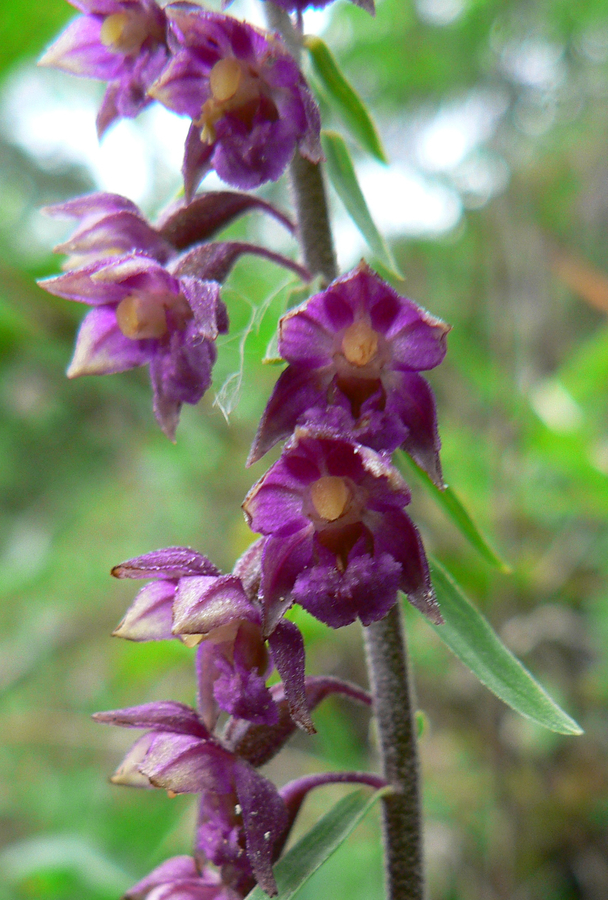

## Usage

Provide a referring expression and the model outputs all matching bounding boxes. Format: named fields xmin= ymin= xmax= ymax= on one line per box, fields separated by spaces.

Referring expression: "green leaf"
xmin=427 ymin=559 xmax=583 ymax=735
xmin=304 ymin=35 xmax=388 ymax=164
xmin=397 ymin=452 xmax=511 ymax=573
xmin=322 ymin=130 xmax=402 ymax=278
xmin=245 ymin=788 xmax=390 ymax=900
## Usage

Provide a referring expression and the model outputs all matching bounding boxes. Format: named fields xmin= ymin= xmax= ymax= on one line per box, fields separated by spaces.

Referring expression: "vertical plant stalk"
xmin=265 ymin=3 xmax=337 ymax=283
xmin=364 ymin=605 xmax=424 ymax=900
xmin=266 ymin=6 xmax=425 ymax=898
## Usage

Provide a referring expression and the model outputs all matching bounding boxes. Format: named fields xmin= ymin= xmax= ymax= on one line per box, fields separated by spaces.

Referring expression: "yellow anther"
xmin=100 ymin=11 xmax=149 ymax=54
xmin=116 ymin=294 xmax=168 ymax=340
xmin=341 ymin=321 xmax=379 ymax=367
xmin=310 ymin=476 xmax=350 ymax=522
xmin=209 ymin=57 xmax=243 ymax=103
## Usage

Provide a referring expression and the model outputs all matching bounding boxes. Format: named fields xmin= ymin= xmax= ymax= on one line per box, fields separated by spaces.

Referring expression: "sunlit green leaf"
xmin=322 ymin=130 xmax=401 ymax=277
xmin=304 ymin=35 xmax=387 ymax=164
xmin=245 ymin=788 xmax=390 ymax=900
xmin=426 ymin=559 xmax=583 ymax=735
xmin=397 ymin=452 xmax=510 ymax=572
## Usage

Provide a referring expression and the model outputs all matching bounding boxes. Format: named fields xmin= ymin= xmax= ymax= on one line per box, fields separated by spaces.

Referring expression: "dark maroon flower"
xmin=249 ymin=262 xmax=450 ymax=486
xmin=39 ymin=0 xmax=172 ymax=136
xmin=150 ymin=7 xmax=322 ymax=196
xmin=111 ymin=544 xmax=313 ymax=731
xmin=38 ymin=253 xmax=227 ymax=439
xmin=94 ymin=700 xmax=288 ymax=895
xmin=243 ymin=424 xmax=442 ymax=632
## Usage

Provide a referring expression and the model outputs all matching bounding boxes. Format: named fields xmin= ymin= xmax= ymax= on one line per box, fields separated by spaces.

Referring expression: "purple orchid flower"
xmin=38 ymin=253 xmax=227 ymax=439
xmin=243 ymin=423 xmax=442 ymax=632
xmin=249 ymin=262 xmax=450 ymax=487
xmin=110 ymin=544 xmax=313 ymax=731
xmin=93 ymin=700 xmax=288 ymax=895
xmin=149 ymin=7 xmax=322 ymax=196
xmin=38 ymin=0 xmax=173 ymax=136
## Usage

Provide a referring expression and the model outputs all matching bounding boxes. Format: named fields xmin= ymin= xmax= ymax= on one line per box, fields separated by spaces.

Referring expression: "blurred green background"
xmin=1 ymin=0 xmax=608 ymax=898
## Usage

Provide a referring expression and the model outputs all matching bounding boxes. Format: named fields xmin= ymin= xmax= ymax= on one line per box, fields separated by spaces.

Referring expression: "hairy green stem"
xmin=266 ymin=6 xmax=424 ymax=898
xmin=364 ymin=605 xmax=425 ymax=900
xmin=265 ymin=4 xmax=337 ymax=282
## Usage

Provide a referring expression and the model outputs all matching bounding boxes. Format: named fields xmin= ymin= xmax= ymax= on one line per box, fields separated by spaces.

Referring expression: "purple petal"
xmin=113 ymin=579 xmax=176 ymax=641
xmin=112 ymin=547 xmax=220 ymax=579
xmin=179 ymin=277 xmax=224 ymax=338
xmin=38 ymin=262 xmax=128 ymax=304
xmin=125 ymin=857 xmax=227 ymax=900
xmin=139 ymin=733 xmax=230 ymax=794
xmin=67 ymin=306 xmax=152 ymax=377
xmin=172 ymin=575 xmax=258 ymax=636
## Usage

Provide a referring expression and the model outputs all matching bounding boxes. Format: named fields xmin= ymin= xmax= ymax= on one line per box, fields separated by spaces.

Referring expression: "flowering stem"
xmin=364 ymin=605 xmax=424 ymax=900
xmin=266 ymin=7 xmax=425 ymax=899
xmin=265 ymin=4 xmax=337 ymax=282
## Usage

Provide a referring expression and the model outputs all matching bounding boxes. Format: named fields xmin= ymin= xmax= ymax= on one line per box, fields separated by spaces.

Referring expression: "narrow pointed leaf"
xmin=245 ymin=788 xmax=390 ymax=900
xmin=305 ymin=36 xmax=387 ymax=164
xmin=426 ymin=559 xmax=583 ymax=735
xmin=321 ymin=130 xmax=402 ymax=278
xmin=398 ymin=452 xmax=510 ymax=573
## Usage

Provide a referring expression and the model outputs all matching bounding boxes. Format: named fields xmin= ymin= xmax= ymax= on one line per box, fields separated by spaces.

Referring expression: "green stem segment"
xmin=265 ymin=4 xmax=337 ymax=283
xmin=364 ymin=605 xmax=425 ymax=900
xmin=266 ymin=6 xmax=424 ymax=898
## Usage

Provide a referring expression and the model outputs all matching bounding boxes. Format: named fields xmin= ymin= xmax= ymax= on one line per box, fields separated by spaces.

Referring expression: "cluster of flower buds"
xmin=39 ymin=0 xmax=449 ymax=896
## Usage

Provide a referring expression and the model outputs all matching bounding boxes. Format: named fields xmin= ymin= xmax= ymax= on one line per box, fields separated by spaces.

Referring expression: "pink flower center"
xmin=196 ymin=57 xmax=263 ymax=144
xmin=310 ymin=476 xmax=351 ymax=522
xmin=116 ymin=292 xmax=192 ymax=340
xmin=100 ymin=10 xmax=162 ymax=55
xmin=341 ymin=321 xmax=379 ymax=367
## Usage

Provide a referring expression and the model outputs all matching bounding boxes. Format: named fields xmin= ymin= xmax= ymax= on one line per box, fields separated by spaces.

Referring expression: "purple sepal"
xmin=112 ymin=579 xmax=176 ymax=641
xmin=112 ymin=547 xmax=220 ymax=579
xmin=267 ymin=619 xmax=313 ymax=734
xmin=244 ymin=424 xmax=441 ymax=628
xmin=151 ymin=7 xmax=321 ymax=195
xmin=93 ymin=701 xmax=211 ymax=737
xmin=223 ymin=675 xmax=371 ymax=768
xmin=125 ymin=856 xmax=233 ymax=900
xmin=250 ymin=262 xmax=450 ymax=485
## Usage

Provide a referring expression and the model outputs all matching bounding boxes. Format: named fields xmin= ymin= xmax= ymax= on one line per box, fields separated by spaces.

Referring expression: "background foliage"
xmin=1 ymin=0 xmax=608 ymax=898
